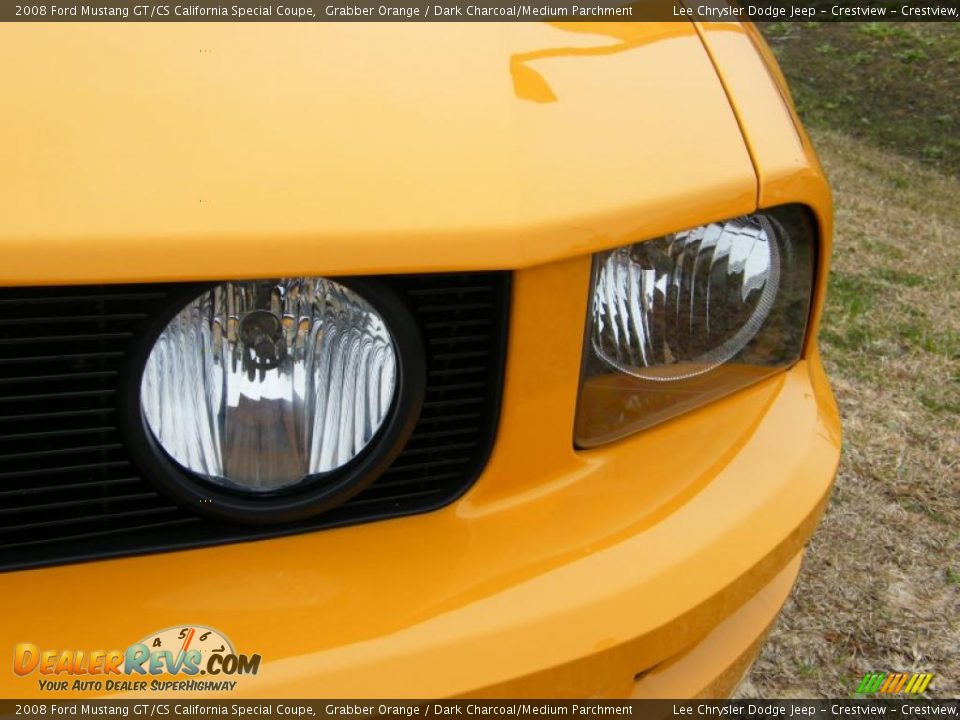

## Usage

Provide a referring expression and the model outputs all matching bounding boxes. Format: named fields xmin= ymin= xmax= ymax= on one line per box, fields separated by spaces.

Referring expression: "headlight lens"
xmin=576 ymin=205 xmax=815 ymax=447
xmin=141 ymin=278 xmax=397 ymax=494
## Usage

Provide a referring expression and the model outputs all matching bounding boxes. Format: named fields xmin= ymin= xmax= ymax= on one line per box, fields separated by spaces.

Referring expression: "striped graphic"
xmin=857 ymin=672 xmax=934 ymax=695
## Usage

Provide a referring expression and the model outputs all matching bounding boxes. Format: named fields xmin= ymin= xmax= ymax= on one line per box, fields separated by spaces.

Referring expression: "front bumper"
xmin=0 ymin=256 xmax=840 ymax=699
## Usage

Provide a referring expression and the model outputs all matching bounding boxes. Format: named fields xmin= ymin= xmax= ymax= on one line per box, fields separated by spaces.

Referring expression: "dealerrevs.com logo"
xmin=13 ymin=625 xmax=261 ymax=693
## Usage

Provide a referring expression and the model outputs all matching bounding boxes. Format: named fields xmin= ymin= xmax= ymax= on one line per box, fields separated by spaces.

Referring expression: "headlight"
xmin=127 ymin=277 xmax=424 ymax=524
xmin=575 ymin=205 xmax=815 ymax=447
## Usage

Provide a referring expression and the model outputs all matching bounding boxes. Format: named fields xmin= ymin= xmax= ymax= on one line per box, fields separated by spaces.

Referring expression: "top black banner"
xmin=2 ymin=0 xmax=959 ymax=21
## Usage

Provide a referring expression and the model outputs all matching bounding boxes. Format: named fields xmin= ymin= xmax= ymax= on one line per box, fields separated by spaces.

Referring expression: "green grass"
xmin=738 ymin=130 xmax=960 ymax=699
xmin=759 ymin=22 xmax=960 ymax=177
xmin=737 ymin=25 xmax=960 ymax=696
xmin=874 ymin=267 xmax=928 ymax=288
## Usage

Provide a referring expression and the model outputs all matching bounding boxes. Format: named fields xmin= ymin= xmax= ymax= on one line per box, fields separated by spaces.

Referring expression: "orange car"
xmin=0 ymin=21 xmax=838 ymax=698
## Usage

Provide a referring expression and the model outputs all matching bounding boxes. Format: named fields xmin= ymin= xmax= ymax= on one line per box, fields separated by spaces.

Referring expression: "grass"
xmin=738 ymin=129 xmax=960 ymax=700
xmin=735 ymin=23 xmax=960 ymax=699
xmin=760 ymin=22 xmax=960 ymax=177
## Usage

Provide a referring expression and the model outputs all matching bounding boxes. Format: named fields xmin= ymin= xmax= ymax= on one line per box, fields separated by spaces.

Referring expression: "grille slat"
xmin=406 ymin=285 xmax=493 ymax=297
xmin=398 ymin=442 xmax=479 ymax=458
xmin=433 ymin=350 xmax=490 ymax=361
xmin=0 ymin=477 xmax=142 ymax=498
xmin=0 ymin=292 xmax=167 ymax=306
xmin=0 ymin=313 xmax=148 ymax=326
xmin=344 ymin=489 xmax=447 ymax=509
xmin=0 ymin=460 xmax=132 ymax=481
xmin=428 ymin=334 xmax=491 ymax=346
xmin=0 ymin=507 xmax=181 ymax=534
xmin=428 ymin=366 xmax=486 ymax=377
xmin=0 ymin=492 xmax=160 ymax=515
xmin=0 ymin=389 xmax=116 ymax=403
xmin=0 ymin=273 xmax=508 ymax=571
xmin=408 ymin=427 xmax=479 ymax=441
xmin=414 ymin=412 xmax=483 ymax=425
xmin=425 ymin=319 xmax=493 ymax=330
xmin=0 ymin=332 xmax=134 ymax=345
xmin=0 ymin=371 xmax=118 ymax=384
xmin=425 ymin=382 xmax=485 ymax=394
xmin=0 ymin=352 xmax=125 ymax=365
xmin=362 ymin=473 xmax=464 ymax=491
xmin=0 ymin=408 xmax=116 ymax=423
xmin=0 ymin=517 xmax=201 ymax=552
xmin=0 ymin=426 xmax=117 ymax=442
xmin=422 ymin=397 xmax=484 ymax=410
xmin=418 ymin=302 xmax=493 ymax=312
xmin=387 ymin=457 xmax=471 ymax=473
xmin=0 ymin=443 xmax=124 ymax=462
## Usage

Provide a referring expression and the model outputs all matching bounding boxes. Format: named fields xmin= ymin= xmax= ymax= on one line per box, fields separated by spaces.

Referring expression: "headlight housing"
xmin=575 ymin=205 xmax=815 ymax=447
xmin=124 ymin=277 xmax=425 ymax=525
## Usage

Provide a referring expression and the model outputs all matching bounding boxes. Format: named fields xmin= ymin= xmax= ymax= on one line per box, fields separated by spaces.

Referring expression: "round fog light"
xmin=129 ymin=277 xmax=424 ymax=523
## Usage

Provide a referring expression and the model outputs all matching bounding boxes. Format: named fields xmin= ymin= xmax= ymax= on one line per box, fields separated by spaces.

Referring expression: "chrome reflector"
xmin=592 ymin=215 xmax=782 ymax=381
xmin=140 ymin=279 xmax=397 ymax=493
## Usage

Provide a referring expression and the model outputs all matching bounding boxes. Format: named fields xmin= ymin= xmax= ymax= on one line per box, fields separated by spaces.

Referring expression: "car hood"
xmin=0 ymin=22 xmax=757 ymax=283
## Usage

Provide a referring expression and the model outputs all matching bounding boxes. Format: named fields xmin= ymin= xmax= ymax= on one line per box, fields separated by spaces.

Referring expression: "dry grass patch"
xmin=737 ymin=129 xmax=959 ymax=699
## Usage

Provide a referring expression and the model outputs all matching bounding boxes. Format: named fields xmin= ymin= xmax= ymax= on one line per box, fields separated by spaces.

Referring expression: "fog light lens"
xmin=141 ymin=278 xmax=397 ymax=493
xmin=576 ymin=205 xmax=815 ymax=447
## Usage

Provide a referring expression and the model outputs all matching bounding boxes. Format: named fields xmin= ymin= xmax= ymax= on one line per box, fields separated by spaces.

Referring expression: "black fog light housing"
xmin=119 ymin=277 xmax=425 ymax=525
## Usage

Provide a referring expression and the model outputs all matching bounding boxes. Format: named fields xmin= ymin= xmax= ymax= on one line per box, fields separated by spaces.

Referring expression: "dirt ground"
xmin=736 ymin=130 xmax=959 ymax=698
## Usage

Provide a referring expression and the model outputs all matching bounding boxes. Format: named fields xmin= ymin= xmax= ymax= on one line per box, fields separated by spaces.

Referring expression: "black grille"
xmin=0 ymin=273 xmax=509 ymax=572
